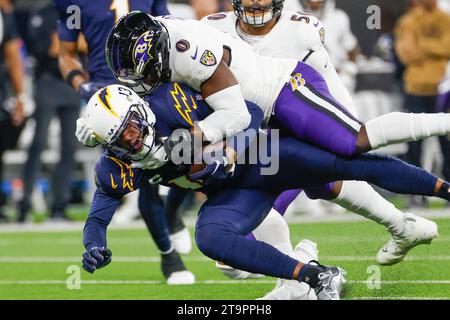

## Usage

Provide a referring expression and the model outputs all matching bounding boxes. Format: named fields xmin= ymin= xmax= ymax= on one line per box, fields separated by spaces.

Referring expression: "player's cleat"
xmin=215 ymin=261 xmax=265 ymax=279
xmin=313 ymin=264 xmax=347 ymax=301
xmin=169 ymin=227 xmax=192 ymax=255
xmin=294 ymin=239 xmax=319 ymax=263
xmin=166 ymin=270 xmax=196 ymax=285
xmin=161 ymin=249 xmax=195 ymax=285
xmin=376 ymin=213 xmax=439 ymax=266
xmin=257 ymin=279 xmax=317 ymax=300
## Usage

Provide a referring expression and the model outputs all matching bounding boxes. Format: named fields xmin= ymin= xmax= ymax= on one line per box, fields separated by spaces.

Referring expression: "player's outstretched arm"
xmin=82 ymin=190 xmax=120 ymax=273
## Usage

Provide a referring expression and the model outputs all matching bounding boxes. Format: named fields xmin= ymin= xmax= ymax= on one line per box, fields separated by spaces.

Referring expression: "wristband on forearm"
xmin=66 ymin=69 xmax=85 ymax=89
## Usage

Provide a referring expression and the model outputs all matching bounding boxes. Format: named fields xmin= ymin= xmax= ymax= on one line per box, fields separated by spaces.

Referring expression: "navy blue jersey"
xmin=83 ymin=83 xmax=264 ymax=249
xmin=54 ymin=0 xmax=169 ymax=82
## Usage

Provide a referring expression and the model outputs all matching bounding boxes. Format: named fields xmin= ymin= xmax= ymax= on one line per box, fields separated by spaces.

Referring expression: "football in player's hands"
xmin=189 ymin=163 xmax=207 ymax=175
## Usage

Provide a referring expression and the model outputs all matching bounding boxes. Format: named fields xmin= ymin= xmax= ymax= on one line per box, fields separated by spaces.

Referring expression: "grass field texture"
xmin=0 ymin=217 xmax=449 ymax=300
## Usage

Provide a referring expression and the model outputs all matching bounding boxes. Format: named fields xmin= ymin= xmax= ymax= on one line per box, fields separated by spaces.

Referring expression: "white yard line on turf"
xmin=1 ymin=236 xmax=450 ymax=246
xmin=0 ymin=280 xmax=450 ymax=285
xmin=1 ymin=208 xmax=449 ymax=233
xmin=2 ymin=256 xmax=450 ymax=263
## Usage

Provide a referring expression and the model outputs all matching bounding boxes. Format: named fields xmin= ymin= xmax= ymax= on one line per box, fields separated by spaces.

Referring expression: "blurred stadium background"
xmin=0 ymin=0 xmax=449 ymax=300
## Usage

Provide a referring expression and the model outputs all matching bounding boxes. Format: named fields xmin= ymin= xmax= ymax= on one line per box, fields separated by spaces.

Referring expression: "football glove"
xmin=75 ymin=117 xmax=100 ymax=147
xmin=82 ymin=247 xmax=112 ymax=273
xmin=189 ymin=156 xmax=235 ymax=184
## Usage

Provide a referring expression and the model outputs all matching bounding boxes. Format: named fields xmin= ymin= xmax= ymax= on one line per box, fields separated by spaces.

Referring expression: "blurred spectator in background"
xmin=300 ymin=0 xmax=360 ymax=93
xmin=0 ymin=0 xmax=27 ymax=221
xmin=437 ymin=61 xmax=450 ymax=187
xmin=190 ymin=0 xmax=220 ymax=19
xmin=17 ymin=0 xmax=80 ymax=222
xmin=395 ymin=0 xmax=450 ymax=206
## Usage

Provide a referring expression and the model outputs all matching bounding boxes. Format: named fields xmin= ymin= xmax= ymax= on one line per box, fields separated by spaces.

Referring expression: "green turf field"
xmin=0 ymin=217 xmax=449 ymax=300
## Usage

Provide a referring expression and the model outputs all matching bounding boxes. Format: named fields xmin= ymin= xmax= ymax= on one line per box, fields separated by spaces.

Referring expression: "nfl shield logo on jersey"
xmin=200 ymin=50 xmax=217 ymax=66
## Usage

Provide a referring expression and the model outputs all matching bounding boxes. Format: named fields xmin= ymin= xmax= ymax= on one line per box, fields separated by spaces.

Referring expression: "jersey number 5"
xmin=110 ymin=0 xmax=130 ymax=23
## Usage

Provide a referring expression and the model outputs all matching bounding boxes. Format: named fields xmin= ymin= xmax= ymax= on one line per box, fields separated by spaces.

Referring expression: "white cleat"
xmin=293 ymin=239 xmax=319 ymax=263
xmin=170 ymin=228 xmax=192 ymax=255
xmin=376 ymin=213 xmax=439 ymax=266
xmin=166 ymin=270 xmax=196 ymax=285
xmin=257 ymin=279 xmax=317 ymax=300
xmin=215 ymin=261 xmax=265 ymax=280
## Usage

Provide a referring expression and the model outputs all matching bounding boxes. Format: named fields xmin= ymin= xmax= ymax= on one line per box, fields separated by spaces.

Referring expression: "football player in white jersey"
xmin=198 ymin=0 xmax=441 ymax=300
xmin=299 ymin=0 xmax=359 ymax=92
xmin=105 ymin=10 xmax=450 ymax=161
xmin=102 ymin=10 xmax=450 ymax=293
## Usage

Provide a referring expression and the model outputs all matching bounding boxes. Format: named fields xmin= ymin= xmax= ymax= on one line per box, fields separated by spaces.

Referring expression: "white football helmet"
xmin=85 ymin=84 xmax=158 ymax=162
xmin=299 ymin=0 xmax=334 ymax=20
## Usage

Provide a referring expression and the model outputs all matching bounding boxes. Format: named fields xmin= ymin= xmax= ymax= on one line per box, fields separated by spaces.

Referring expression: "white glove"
xmin=75 ymin=117 xmax=100 ymax=147
xmin=130 ymin=143 xmax=168 ymax=170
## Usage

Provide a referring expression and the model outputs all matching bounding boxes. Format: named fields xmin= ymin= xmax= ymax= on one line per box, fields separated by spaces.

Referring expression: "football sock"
xmin=365 ymin=112 xmax=450 ymax=149
xmin=436 ymin=180 xmax=450 ymax=201
xmin=252 ymin=209 xmax=295 ymax=258
xmin=333 ymin=181 xmax=406 ymax=235
xmin=165 ymin=188 xmax=189 ymax=234
xmin=160 ymin=249 xmax=187 ymax=279
xmin=297 ymin=263 xmax=323 ymax=288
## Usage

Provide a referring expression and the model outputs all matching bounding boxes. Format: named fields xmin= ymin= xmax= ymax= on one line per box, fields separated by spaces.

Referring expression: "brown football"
xmin=189 ymin=163 xmax=207 ymax=175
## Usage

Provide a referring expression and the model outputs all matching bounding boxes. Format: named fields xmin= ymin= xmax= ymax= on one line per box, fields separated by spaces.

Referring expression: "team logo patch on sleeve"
xmin=200 ymin=50 xmax=217 ymax=66
xmin=176 ymin=40 xmax=190 ymax=52
xmin=319 ymin=27 xmax=326 ymax=44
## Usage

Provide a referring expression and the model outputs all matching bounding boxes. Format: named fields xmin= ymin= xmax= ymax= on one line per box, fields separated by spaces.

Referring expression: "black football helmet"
xmin=231 ymin=0 xmax=285 ymax=27
xmin=106 ymin=11 xmax=171 ymax=96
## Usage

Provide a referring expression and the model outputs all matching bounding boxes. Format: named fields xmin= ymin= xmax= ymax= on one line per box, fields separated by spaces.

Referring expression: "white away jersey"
xmin=201 ymin=11 xmax=326 ymax=62
xmin=155 ymin=16 xmax=298 ymax=120
xmin=201 ymin=11 xmax=356 ymax=115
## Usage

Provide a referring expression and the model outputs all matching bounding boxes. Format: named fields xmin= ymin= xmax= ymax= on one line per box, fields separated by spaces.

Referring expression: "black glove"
xmin=82 ymin=247 xmax=112 ymax=273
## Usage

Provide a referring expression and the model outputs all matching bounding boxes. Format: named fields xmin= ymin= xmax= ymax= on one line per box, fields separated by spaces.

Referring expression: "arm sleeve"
xmin=83 ymin=190 xmax=121 ymax=250
xmin=2 ymin=10 xmax=19 ymax=43
xmin=53 ymin=0 xmax=80 ymax=42
xmin=151 ymin=0 xmax=170 ymax=16
xmin=198 ymin=85 xmax=252 ymax=143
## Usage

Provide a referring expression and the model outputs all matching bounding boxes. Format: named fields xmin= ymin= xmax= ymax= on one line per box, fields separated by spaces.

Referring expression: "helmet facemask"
xmin=232 ymin=0 xmax=284 ymax=27
xmin=106 ymin=104 xmax=156 ymax=162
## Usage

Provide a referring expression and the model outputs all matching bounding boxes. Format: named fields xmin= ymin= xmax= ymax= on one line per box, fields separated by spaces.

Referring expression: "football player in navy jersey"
xmin=54 ymin=0 xmax=195 ymax=285
xmin=80 ymin=83 xmax=450 ymax=299
xmin=55 ymin=0 xmax=169 ymax=99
